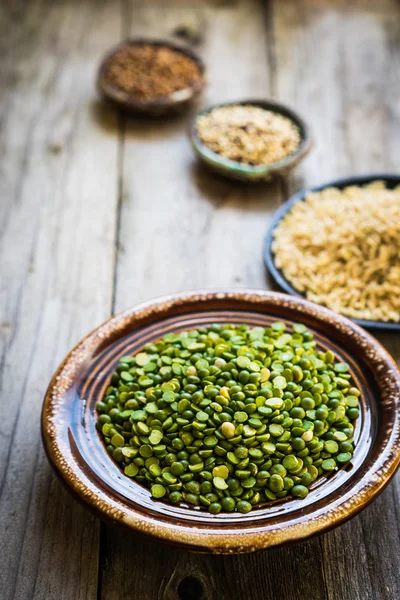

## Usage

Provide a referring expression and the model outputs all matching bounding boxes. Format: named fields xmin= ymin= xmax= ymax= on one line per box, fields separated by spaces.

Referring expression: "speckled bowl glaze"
xmin=97 ymin=38 xmax=206 ymax=116
xmin=189 ymin=100 xmax=312 ymax=182
xmin=264 ymin=174 xmax=400 ymax=331
xmin=41 ymin=290 xmax=400 ymax=554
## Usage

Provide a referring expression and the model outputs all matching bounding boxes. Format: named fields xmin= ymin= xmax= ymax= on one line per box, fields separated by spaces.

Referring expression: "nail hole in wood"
xmin=177 ymin=575 xmax=205 ymax=600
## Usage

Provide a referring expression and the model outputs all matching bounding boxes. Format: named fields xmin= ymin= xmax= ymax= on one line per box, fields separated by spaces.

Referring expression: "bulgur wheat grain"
xmin=272 ymin=182 xmax=400 ymax=322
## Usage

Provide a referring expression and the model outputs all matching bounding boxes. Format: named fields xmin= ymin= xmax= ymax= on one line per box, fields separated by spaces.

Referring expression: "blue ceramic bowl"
xmin=264 ymin=174 xmax=400 ymax=331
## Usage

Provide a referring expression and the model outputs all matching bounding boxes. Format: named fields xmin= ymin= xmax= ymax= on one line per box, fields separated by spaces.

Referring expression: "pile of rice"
xmin=272 ymin=182 xmax=400 ymax=322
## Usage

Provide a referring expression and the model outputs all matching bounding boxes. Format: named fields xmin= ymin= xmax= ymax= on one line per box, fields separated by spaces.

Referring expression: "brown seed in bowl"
xmin=103 ymin=44 xmax=202 ymax=102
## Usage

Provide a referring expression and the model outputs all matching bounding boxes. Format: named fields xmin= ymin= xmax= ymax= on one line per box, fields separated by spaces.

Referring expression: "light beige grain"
xmin=272 ymin=182 xmax=400 ymax=322
xmin=196 ymin=105 xmax=300 ymax=166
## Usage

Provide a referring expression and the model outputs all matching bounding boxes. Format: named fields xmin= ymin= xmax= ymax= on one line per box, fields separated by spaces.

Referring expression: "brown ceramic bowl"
xmin=41 ymin=290 xmax=400 ymax=554
xmin=97 ymin=38 xmax=206 ymax=116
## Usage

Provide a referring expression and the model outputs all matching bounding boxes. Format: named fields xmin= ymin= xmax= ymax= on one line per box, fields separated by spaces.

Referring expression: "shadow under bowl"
xmin=264 ymin=173 xmax=400 ymax=331
xmin=97 ymin=38 xmax=206 ymax=116
xmin=42 ymin=290 xmax=400 ymax=554
xmin=189 ymin=99 xmax=313 ymax=182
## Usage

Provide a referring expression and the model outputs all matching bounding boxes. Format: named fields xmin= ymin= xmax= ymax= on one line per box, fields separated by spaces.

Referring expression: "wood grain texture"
xmin=99 ymin=1 xmax=327 ymax=600
xmin=1 ymin=0 xmax=399 ymax=599
xmin=272 ymin=2 xmax=400 ymax=599
xmin=0 ymin=1 xmax=121 ymax=598
xmin=100 ymin=531 xmax=329 ymax=600
xmin=112 ymin=0 xmax=282 ymax=312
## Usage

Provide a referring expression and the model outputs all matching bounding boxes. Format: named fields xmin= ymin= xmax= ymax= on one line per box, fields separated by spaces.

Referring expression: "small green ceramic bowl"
xmin=189 ymin=99 xmax=312 ymax=182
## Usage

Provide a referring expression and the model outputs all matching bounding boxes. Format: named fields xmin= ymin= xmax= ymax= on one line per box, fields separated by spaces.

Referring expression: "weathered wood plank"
xmin=0 ymin=1 xmax=121 ymax=598
xmin=100 ymin=2 xmax=328 ymax=600
xmin=113 ymin=0 xmax=282 ymax=310
xmin=272 ymin=2 xmax=400 ymax=599
xmin=1 ymin=1 xmax=399 ymax=599
xmin=100 ymin=530 xmax=328 ymax=600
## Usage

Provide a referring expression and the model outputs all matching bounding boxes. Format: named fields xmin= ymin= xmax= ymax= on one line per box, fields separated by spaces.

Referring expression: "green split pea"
xmin=97 ymin=322 xmax=360 ymax=514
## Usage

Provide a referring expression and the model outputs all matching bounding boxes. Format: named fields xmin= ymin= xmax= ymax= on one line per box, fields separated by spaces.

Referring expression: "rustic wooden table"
xmin=1 ymin=1 xmax=399 ymax=599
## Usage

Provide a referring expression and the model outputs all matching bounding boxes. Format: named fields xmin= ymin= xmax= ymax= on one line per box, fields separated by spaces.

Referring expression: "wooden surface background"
xmin=1 ymin=1 xmax=399 ymax=599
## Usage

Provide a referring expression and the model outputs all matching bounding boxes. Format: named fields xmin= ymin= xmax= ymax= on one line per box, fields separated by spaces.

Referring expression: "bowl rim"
xmin=41 ymin=289 xmax=400 ymax=553
xmin=97 ymin=37 xmax=206 ymax=111
xmin=189 ymin=99 xmax=313 ymax=179
xmin=263 ymin=173 xmax=400 ymax=331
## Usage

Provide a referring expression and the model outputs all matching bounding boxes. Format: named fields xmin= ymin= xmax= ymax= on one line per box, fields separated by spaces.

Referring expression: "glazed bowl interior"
xmin=264 ymin=174 xmax=400 ymax=331
xmin=42 ymin=291 xmax=400 ymax=554
xmin=189 ymin=100 xmax=312 ymax=182
xmin=97 ymin=38 xmax=206 ymax=116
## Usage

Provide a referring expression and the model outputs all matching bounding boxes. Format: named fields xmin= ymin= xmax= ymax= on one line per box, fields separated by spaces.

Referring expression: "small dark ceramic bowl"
xmin=97 ymin=38 xmax=206 ymax=116
xmin=41 ymin=290 xmax=400 ymax=554
xmin=189 ymin=100 xmax=312 ymax=182
xmin=264 ymin=174 xmax=400 ymax=331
